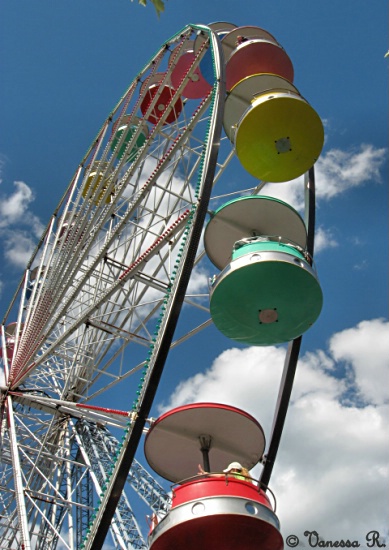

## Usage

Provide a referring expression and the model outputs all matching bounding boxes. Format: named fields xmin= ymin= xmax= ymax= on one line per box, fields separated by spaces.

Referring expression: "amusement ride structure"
xmin=0 ymin=22 xmax=324 ymax=550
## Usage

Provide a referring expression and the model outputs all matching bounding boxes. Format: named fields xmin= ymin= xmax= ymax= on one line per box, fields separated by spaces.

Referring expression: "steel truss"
xmin=75 ymin=419 xmax=170 ymax=549
xmin=0 ymin=23 xmax=229 ymax=549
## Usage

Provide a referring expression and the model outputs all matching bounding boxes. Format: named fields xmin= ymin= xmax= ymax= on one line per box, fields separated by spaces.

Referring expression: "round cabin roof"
xmin=204 ymin=195 xmax=307 ymax=270
xmin=144 ymin=402 xmax=265 ymax=482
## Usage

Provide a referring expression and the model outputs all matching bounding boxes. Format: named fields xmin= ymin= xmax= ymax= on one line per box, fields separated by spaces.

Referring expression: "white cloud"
xmin=314 ymin=226 xmax=339 ymax=253
xmin=259 ymin=175 xmax=304 ymax=212
xmin=0 ymin=181 xmax=44 ymax=268
xmin=0 ymin=181 xmax=44 ymax=236
xmin=260 ymin=144 xmax=386 ymax=212
xmin=273 ymin=396 xmax=388 ymax=542
xmin=315 ymin=144 xmax=387 ymax=201
xmin=186 ymin=265 xmax=209 ymax=295
xmin=353 ymin=259 xmax=368 ymax=271
xmin=159 ymin=345 xmax=286 ymax=432
xmin=0 ymin=181 xmax=33 ymax=227
xmin=330 ymin=318 xmax=389 ymax=406
xmin=3 ymin=231 xmax=37 ymax=268
xmin=158 ymin=318 xmax=389 ymax=543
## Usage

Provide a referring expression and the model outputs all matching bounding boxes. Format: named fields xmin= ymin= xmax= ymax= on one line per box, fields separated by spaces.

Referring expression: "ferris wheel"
xmin=0 ymin=22 xmax=324 ymax=550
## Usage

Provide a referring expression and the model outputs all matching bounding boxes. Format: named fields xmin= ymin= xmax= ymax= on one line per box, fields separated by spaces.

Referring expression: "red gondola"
xmin=140 ymin=72 xmax=183 ymax=125
xmin=145 ymin=403 xmax=284 ymax=550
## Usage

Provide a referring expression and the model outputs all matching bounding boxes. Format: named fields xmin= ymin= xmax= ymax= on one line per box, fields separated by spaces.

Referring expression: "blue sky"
xmin=0 ymin=0 xmax=388 ymax=547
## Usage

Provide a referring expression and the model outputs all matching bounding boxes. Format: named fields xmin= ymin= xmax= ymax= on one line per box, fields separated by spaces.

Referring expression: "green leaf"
xmin=138 ymin=0 xmax=165 ymax=16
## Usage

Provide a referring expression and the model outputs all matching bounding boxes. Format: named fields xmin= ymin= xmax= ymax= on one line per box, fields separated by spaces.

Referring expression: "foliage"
xmin=138 ymin=0 xmax=165 ymax=17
